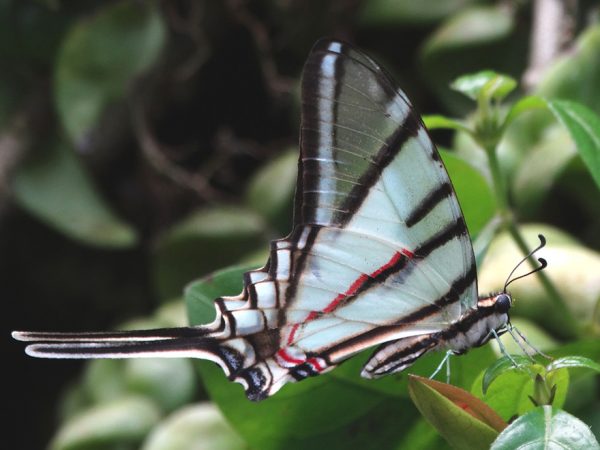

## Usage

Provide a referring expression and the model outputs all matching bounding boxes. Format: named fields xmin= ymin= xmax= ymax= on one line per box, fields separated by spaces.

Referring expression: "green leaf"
xmin=142 ymin=403 xmax=246 ymax=450
xmin=124 ymin=358 xmax=197 ymax=413
xmin=185 ymin=267 xmax=419 ymax=450
xmin=482 ymin=355 xmax=533 ymax=394
xmin=546 ymin=99 xmax=600 ymax=190
xmin=549 ymin=339 xmax=600 ymax=381
xmin=423 ymin=114 xmax=471 ymax=134
xmin=451 ymin=71 xmax=516 ymax=102
xmin=549 ymin=337 xmax=600 ymax=398
xmin=55 ymin=0 xmax=165 ymax=145
xmin=473 ymin=369 xmax=534 ymax=422
xmin=491 ymin=406 xmax=600 ymax=450
xmin=475 ymin=356 xmax=570 ymax=420
xmin=11 ymin=135 xmax=138 ymax=248
xmin=185 ymin=265 xmax=250 ymax=324
xmin=502 ymin=95 xmax=547 ymax=130
xmin=57 ymin=383 xmax=90 ymax=424
xmin=198 ymin=361 xmax=419 ymax=450
xmin=481 ymin=74 xmax=517 ymax=102
xmin=547 ymin=356 xmax=600 ymax=374
xmin=512 ymin=123 xmax=576 ymax=212
xmin=503 ymin=26 xmax=600 ymax=213
xmin=394 ymin=419 xmax=448 ymax=450
xmin=423 ymin=7 xmax=513 ymax=52
xmin=50 ymin=396 xmax=161 ymax=450
xmin=154 ymin=207 xmax=267 ymax=300
xmin=537 ymin=25 xmax=600 ymax=115
xmin=82 ymin=359 xmax=128 ymax=405
xmin=440 ymin=150 xmax=496 ymax=236
xmin=420 ymin=5 xmax=517 ymax=113
xmin=245 ymin=148 xmax=297 ymax=234
xmin=408 ymin=375 xmax=504 ymax=450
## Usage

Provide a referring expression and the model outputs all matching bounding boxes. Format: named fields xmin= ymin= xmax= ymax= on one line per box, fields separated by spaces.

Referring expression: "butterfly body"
xmin=13 ymin=39 xmax=516 ymax=401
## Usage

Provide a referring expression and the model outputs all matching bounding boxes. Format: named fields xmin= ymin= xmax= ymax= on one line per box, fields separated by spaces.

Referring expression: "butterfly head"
xmin=494 ymin=292 xmax=512 ymax=314
xmin=476 ymin=292 xmax=512 ymax=314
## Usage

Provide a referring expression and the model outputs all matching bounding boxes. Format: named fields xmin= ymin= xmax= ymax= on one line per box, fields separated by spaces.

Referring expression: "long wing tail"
xmin=11 ymin=328 xmax=220 ymax=360
xmin=12 ymin=326 xmax=283 ymax=401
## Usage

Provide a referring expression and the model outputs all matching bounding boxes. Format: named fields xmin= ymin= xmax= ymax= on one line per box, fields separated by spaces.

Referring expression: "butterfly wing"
xmin=13 ymin=39 xmax=478 ymax=401
xmin=212 ymin=39 xmax=478 ymax=397
xmin=287 ymin=39 xmax=476 ymax=336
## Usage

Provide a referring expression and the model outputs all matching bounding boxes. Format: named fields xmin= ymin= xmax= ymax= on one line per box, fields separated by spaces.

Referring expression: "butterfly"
xmin=13 ymin=38 xmax=535 ymax=402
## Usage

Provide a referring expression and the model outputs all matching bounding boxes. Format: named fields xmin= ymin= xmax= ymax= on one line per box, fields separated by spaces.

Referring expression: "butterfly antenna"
xmin=503 ymin=234 xmax=548 ymax=291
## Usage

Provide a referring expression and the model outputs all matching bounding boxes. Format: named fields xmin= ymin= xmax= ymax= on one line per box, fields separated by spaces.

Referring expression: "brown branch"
xmin=162 ymin=0 xmax=212 ymax=82
xmin=132 ymin=101 xmax=226 ymax=202
xmin=225 ymin=0 xmax=294 ymax=97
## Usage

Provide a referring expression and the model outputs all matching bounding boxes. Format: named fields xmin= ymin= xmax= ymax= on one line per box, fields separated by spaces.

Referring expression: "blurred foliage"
xmin=491 ymin=406 xmax=600 ymax=450
xmin=3 ymin=0 xmax=600 ymax=449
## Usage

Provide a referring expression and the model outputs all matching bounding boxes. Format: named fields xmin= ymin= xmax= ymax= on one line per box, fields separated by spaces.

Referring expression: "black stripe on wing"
xmin=363 ymin=334 xmax=438 ymax=377
xmin=415 ymin=216 xmax=468 ymax=259
xmin=321 ymin=261 xmax=477 ymax=363
xmin=396 ymin=262 xmax=477 ymax=325
xmin=297 ymin=38 xmax=422 ymax=228
xmin=286 ymin=216 xmax=470 ymax=321
xmin=405 ymin=182 xmax=453 ymax=228
xmin=280 ymin=225 xmax=321 ymax=325
xmin=336 ymin=112 xmax=420 ymax=227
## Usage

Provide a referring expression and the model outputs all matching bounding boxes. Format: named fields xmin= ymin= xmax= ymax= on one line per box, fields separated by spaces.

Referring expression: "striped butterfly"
xmin=13 ymin=39 xmax=529 ymax=401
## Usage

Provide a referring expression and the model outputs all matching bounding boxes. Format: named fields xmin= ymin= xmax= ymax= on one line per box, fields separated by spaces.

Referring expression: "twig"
xmin=132 ymin=101 xmax=226 ymax=202
xmin=225 ymin=0 xmax=294 ymax=96
xmin=162 ymin=0 xmax=212 ymax=82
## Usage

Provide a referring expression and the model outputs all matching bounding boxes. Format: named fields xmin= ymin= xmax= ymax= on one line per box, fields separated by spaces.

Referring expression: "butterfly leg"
xmin=490 ymin=329 xmax=521 ymax=368
xmin=429 ymin=349 xmax=454 ymax=382
xmin=506 ymin=324 xmax=552 ymax=360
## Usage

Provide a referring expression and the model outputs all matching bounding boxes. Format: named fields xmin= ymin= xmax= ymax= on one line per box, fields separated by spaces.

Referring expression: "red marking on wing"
xmin=277 ymin=349 xmax=304 ymax=365
xmin=285 ymin=249 xmax=413 ymax=347
xmin=306 ymin=357 xmax=324 ymax=371
xmin=277 ymin=350 xmax=325 ymax=372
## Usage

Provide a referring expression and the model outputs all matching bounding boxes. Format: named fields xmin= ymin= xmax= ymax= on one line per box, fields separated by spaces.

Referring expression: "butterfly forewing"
xmin=275 ymin=39 xmax=477 ymax=349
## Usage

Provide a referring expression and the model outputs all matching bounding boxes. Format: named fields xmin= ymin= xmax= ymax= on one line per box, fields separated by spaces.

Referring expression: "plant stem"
xmin=485 ymin=144 xmax=509 ymax=215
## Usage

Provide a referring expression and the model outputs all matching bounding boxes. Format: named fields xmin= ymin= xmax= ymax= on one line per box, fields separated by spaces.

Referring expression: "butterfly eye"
xmin=495 ymin=294 xmax=512 ymax=313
